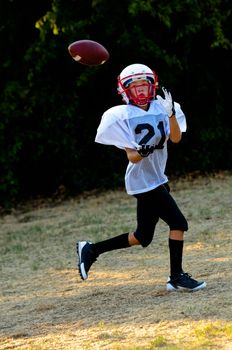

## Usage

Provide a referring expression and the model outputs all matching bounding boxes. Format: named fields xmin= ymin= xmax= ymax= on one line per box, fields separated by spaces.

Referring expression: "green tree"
xmin=0 ymin=0 xmax=231 ymax=207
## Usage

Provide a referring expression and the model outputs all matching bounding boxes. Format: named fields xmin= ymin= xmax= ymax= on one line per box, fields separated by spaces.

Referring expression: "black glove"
xmin=137 ymin=144 xmax=154 ymax=157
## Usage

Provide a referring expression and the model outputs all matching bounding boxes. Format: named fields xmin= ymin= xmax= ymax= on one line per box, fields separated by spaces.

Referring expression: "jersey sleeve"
xmin=95 ymin=108 xmax=137 ymax=149
xmin=174 ymin=102 xmax=187 ymax=132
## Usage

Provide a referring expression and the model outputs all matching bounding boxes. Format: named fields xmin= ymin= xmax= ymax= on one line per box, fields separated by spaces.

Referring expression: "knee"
xmin=135 ymin=233 xmax=153 ymax=248
xmin=170 ymin=216 xmax=188 ymax=232
xmin=141 ymin=238 xmax=153 ymax=247
xmin=181 ymin=217 xmax=188 ymax=231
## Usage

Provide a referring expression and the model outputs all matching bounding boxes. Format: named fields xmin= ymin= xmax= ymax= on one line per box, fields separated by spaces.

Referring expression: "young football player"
xmin=77 ymin=63 xmax=206 ymax=292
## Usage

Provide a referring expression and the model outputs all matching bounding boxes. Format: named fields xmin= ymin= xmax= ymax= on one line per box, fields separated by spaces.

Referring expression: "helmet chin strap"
xmin=136 ymin=99 xmax=148 ymax=106
xmin=130 ymin=98 xmax=149 ymax=106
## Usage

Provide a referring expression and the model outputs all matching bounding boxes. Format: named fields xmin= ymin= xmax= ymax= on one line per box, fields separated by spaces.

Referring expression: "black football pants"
xmin=133 ymin=184 xmax=188 ymax=247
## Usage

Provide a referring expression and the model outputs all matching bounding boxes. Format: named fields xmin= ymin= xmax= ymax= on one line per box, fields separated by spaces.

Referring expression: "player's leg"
xmin=156 ymin=185 xmax=206 ymax=291
xmin=77 ymin=233 xmax=132 ymax=280
xmin=133 ymin=190 xmax=159 ymax=247
xmin=168 ymin=230 xmax=184 ymax=279
xmin=77 ymin=227 xmax=149 ymax=280
xmin=167 ymin=229 xmax=206 ymax=291
xmin=77 ymin=189 xmax=157 ymax=280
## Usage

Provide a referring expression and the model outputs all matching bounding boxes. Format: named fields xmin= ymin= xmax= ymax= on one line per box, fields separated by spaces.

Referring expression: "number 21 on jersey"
xmin=135 ymin=121 xmax=166 ymax=149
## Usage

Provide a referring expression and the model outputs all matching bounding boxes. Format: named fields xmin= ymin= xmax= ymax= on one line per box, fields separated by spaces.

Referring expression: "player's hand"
xmin=156 ymin=87 xmax=175 ymax=117
xmin=137 ymin=144 xmax=154 ymax=157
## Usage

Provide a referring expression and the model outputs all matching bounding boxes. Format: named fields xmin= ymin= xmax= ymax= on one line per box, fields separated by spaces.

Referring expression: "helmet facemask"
xmin=117 ymin=64 xmax=158 ymax=105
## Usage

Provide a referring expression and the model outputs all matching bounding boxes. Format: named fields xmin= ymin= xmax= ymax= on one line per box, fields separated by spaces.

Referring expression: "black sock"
xmin=92 ymin=233 xmax=130 ymax=256
xmin=169 ymin=238 xmax=184 ymax=279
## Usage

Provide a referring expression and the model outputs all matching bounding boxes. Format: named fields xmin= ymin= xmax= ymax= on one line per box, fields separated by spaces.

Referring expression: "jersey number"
xmin=135 ymin=121 xmax=165 ymax=149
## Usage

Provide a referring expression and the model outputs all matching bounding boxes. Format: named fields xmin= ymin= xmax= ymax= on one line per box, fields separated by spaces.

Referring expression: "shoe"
xmin=166 ymin=272 xmax=206 ymax=292
xmin=77 ymin=241 xmax=97 ymax=280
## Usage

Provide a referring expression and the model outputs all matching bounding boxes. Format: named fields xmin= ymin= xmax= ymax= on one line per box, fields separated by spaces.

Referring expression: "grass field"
xmin=0 ymin=172 xmax=232 ymax=350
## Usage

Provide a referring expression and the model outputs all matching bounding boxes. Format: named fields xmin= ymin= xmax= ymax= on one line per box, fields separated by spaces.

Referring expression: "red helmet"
xmin=117 ymin=63 xmax=158 ymax=105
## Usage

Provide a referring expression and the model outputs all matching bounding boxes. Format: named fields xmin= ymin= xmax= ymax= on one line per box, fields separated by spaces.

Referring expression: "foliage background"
xmin=0 ymin=0 xmax=232 ymax=206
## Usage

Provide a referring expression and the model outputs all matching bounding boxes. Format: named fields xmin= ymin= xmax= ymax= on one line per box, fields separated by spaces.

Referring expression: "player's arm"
xmin=125 ymin=148 xmax=143 ymax=163
xmin=125 ymin=144 xmax=155 ymax=163
xmin=169 ymin=115 xmax=182 ymax=143
xmin=156 ymin=87 xmax=182 ymax=143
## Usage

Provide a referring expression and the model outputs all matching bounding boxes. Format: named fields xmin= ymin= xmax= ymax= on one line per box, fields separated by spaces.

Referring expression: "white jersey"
xmin=95 ymin=100 xmax=187 ymax=195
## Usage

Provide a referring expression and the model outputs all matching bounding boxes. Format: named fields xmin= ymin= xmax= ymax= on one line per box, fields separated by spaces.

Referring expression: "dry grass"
xmin=0 ymin=172 xmax=232 ymax=350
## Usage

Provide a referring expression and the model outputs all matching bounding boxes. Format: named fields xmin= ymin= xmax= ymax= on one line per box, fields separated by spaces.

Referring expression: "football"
xmin=68 ymin=39 xmax=109 ymax=66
